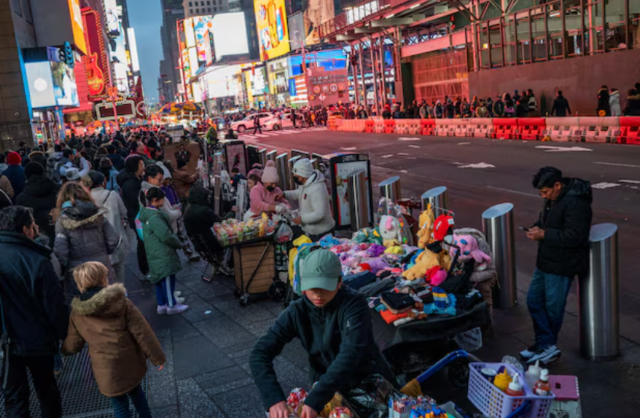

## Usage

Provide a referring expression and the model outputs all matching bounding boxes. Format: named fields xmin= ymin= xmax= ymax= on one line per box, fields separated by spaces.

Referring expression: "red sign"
xmin=82 ymin=8 xmax=111 ymax=101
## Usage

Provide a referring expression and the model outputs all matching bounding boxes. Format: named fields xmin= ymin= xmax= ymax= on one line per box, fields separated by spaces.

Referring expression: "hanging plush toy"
xmin=450 ymin=234 xmax=492 ymax=271
xmin=416 ymin=204 xmax=436 ymax=249
xmin=379 ymin=215 xmax=403 ymax=248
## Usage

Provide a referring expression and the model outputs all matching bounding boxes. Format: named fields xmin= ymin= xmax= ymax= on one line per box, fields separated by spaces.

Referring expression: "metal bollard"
xmin=378 ymin=176 xmax=401 ymax=215
xmin=288 ymin=156 xmax=301 ymax=190
xmin=580 ymin=223 xmax=619 ymax=360
xmin=276 ymin=153 xmax=289 ymax=191
xmin=310 ymin=158 xmax=319 ymax=170
xmin=247 ymin=145 xmax=260 ymax=168
xmin=213 ymin=152 xmax=223 ymax=176
xmin=258 ymin=148 xmax=267 ymax=167
xmin=348 ymin=170 xmax=370 ymax=230
xmin=266 ymin=150 xmax=277 ymax=163
xmin=421 ymin=186 xmax=448 ymax=215
xmin=212 ymin=175 xmax=222 ymax=215
xmin=482 ymin=203 xmax=517 ymax=308
xmin=291 ymin=149 xmax=311 ymax=160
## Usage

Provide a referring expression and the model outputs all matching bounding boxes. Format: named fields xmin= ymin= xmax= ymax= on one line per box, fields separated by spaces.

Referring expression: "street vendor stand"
xmin=232 ymin=234 xmax=276 ymax=306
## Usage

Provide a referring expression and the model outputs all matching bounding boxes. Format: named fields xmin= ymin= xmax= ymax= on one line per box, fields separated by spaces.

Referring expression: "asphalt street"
xmin=239 ymin=129 xmax=640 ymax=333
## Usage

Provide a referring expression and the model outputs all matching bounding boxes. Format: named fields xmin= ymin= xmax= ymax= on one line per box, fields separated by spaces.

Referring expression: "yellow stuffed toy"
xmin=402 ymin=248 xmax=452 ymax=281
xmin=416 ymin=205 xmax=436 ymax=249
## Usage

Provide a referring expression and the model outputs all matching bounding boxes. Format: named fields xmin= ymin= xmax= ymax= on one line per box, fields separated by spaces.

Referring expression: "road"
xmin=238 ymin=128 xmax=640 ymax=328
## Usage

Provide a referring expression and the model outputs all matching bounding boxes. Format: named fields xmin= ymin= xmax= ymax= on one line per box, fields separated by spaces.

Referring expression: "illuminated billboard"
xmin=68 ymin=0 xmax=87 ymax=54
xmin=288 ymin=13 xmax=304 ymax=50
xmin=254 ymin=0 xmax=290 ymax=60
xmin=302 ymin=0 xmax=337 ymax=46
xmin=26 ymin=62 xmax=57 ymax=108
xmin=289 ymin=49 xmax=347 ymax=76
xmin=51 ymin=61 xmax=79 ymax=107
xmin=190 ymin=16 xmax=214 ymax=62
xmin=212 ymin=13 xmax=249 ymax=60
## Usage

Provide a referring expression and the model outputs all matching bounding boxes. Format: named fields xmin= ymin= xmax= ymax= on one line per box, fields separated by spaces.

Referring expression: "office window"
xmin=207 ymin=1 xmax=211 ymax=4
xmin=189 ymin=2 xmax=192 ymax=6
xmin=196 ymin=8 xmax=199 ymax=13
xmin=190 ymin=8 xmax=194 ymax=14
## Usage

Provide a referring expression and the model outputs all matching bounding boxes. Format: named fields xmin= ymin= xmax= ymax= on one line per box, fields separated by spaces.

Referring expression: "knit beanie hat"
xmin=7 ymin=152 xmax=21 ymax=166
xmin=292 ymin=158 xmax=313 ymax=179
xmin=261 ymin=160 xmax=278 ymax=184
xmin=24 ymin=162 xmax=44 ymax=178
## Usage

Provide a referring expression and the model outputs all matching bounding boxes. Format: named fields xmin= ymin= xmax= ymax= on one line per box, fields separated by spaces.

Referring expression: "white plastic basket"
xmin=467 ymin=362 xmax=554 ymax=418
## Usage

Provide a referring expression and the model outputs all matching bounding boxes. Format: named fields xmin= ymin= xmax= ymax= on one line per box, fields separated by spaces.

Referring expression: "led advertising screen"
xmin=288 ymin=13 xmax=304 ymax=50
xmin=254 ymin=0 xmax=290 ymax=60
xmin=51 ymin=61 xmax=79 ymax=106
xmin=26 ymin=62 xmax=57 ymax=108
xmin=212 ymin=13 xmax=249 ymax=60
xmin=302 ymin=0 xmax=337 ymax=46
xmin=68 ymin=0 xmax=87 ymax=53
xmin=289 ymin=49 xmax=347 ymax=76
xmin=184 ymin=18 xmax=196 ymax=48
xmin=191 ymin=16 xmax=214 ymax=62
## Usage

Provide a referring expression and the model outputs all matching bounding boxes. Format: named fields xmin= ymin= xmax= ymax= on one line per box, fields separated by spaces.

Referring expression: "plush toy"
xmin=450 ymin=233 xmax=492 ymax=270
xmin=402 ymin=249 xmax=442 ymax=281
xmin=379 ymin=215 xmax=402 ymax=247
xmin=433 ymin=214 xmax=455 ymax=242
xmin=360 ymin=258 xmax=389 ymax=274
xmin=366 ymin=243 xmax=386 ymax=258
xmin=384 ymin=245 xmax=403 ymax=255
xmin=416 ymin=205 xmax=436 ymax=249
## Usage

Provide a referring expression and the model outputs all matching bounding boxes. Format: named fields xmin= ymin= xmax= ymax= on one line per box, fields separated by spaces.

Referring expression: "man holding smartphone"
xmin=521 ymin=167 xmax=592 ymax=364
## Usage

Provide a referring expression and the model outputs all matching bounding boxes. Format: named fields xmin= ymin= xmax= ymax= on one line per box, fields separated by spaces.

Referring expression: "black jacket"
xmin=551 ymin=96 xmax=571 ymax=117
xmin=116 ymin=170 xmax=142 ymax=228
xmin=183 ymin=188 xmax=223 ymax=255
xmin=0 ymin=232 xmax=69 ymax=356
xmin=16 ymin=175 xmax=59 ymax=243
xmin=250 ymin=287 xmax=396 ymax=413
xmin=533 ymin=178 xmax=593 ymax=277
xmin=106 ymin=153 xmax=125 ymax=171
xmin=596 ymin=88 xmax=610 ymax=115
xmin=624 ymin=93 xmax=640 ymax=116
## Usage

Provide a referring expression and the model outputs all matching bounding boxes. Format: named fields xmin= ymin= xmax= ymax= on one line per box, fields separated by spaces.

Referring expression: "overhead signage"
xmin=82 ymin=8 xmax=110 ymax=100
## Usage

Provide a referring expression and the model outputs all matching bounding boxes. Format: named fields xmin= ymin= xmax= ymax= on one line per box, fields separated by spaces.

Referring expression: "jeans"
xmin=2 ymin=354 xmax=62 ymax=418
xmin=155 ymin=275 xmax=177 ymax=307
xmin=111 ymin=385 xmax=152 ymax=418
xmin=527 ymin=268 xmax=573 ymax=348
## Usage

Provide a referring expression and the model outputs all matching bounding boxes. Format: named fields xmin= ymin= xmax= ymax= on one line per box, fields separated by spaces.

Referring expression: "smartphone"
xmin=519 ymin=226 xmax=530 ymax=232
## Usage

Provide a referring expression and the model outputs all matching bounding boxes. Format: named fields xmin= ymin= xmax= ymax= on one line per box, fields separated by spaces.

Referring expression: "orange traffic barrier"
xmin=578 ymin=117 xmax=620 ymax=143
xmin=493 ymin=119 xmax=519 ymax=139
xmin=619 ymin=117 xmax=640 ymax=145
xmin=420 ymin=119 xmax=435 ymax=136
xmin=365 ymin=119 xmax=375 ymax=133
xmin=384 ymin=119 xmax=396 ymax=134
xmin=518 ymin=118 xmax=546 ymax=141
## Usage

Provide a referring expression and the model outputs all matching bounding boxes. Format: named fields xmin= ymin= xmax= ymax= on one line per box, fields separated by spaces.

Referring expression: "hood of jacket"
xmin=188 ymin=186 xmax=211 ymax=206
xmin=71 ymin=283 xmax=126 ymax=317
xmin=24 ymin=174 xmax=57 ymax=198
xmin=138 ymin=205 xmax=163 ymax=224
xmin=610 ymin=90 xmax=620 ymax=99
xmin=59 ymin=201 xmax=104 ymax=230
xmin=557 ymin=178 xmax=592 ymax=204
xmin=301 ymin=170 xmax=326 ymax=190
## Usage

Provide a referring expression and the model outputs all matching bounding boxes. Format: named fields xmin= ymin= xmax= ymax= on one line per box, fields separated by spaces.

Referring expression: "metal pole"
xmin=482 ymin=203 xmax=517 ymax=309
xmin=266 ymin=150 xmax=277 ymax=163
xmin=359 ymin=41 xmax=366 ymax=111
xmin=624 ymin=0 xmax=630 ymax=50
xmin=421 ymin=186 xmax=448 ymax=215
xmin=370 ymin=39 xmax=380 ymax=117
xmin=275 ymin=153 xmax=289 ymax=191
xmin=258 ymin=148 xmax=267 ymax=167
xmin=288 ymin=155 xmax=300 ymax=190
xmin=580 ymin=223 xmax=619 ymax=360
xmin=561 ymin=0 xmax=567 ymax=59
xmin=352 ymin=43 xmax=360 ymax=108
xmin=378 ymin=176 xmax=401 ymax=215
xmin=348 ymin=170 xmax=370 ymax=230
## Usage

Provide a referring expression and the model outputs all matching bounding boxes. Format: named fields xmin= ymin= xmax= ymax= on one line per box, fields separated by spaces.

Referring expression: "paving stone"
xmin=209 ymin=382 xmax=267 ymax=417
xmin=150 ymin=404 xmax=179 ymax=418
xmin=194 ymin=316 xmax=256 ymax=349
xmin=245 ymin=318 xmax=276 ymax=338
xmin=204 ymin=377 xmax=255 ymax=396
xmin=216 ymin=299 xmax=277 ymax=327
xmin=147 ymin=375 xmax=178 ymax=409
xmin=181 ymin=277 xmax=234 ymax=301
xmin=170 ymin=317 xmax=202 ymax=342
xmin=173 ymin=336 xmax=234 ymax=380
xmin=222 ymin=339 xmax=259 ymax=356
xmin=194 ymin=365 xmax=252 ymax=390
xmin=179 ymin=295 xmax=224 ymax=324
xmin=177 ymin=378 xmax=227 ymax=418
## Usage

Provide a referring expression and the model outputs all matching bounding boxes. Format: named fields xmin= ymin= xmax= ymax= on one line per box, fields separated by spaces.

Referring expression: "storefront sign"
xmin=306 ymin=67 xmax=348 ymax=107
xmin=82 ymin=9 xmax=111 ymax=100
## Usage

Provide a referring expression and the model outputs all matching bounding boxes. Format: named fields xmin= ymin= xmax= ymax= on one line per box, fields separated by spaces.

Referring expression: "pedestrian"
xmin=527 ymin=89 xmax=538 ymax=116
xmin=4 ymin=151 xmax=25 ymax=200
xmin=286 ymin=158 xmax=335 ymax=242
xmin=521 ymin=167 xmax=592 ymax=365
xmin=434 ymin=100 xmax=443 ymax=118
xmin=62 ymin=261 xmax=165 ymax=418
xmin=623 ymin=88 xmax=640 ymax=116
xmin=138 ymin=187 xmax=189 ymax=315
xmin=58 ymin=150 xmax=91 ymax=183
xmin=106 ymin=144 xmax=125 ymax=171
xmin=515 ymin=97 xmax=528 ymax=117
xmin=184 ymin=186 xmax=227 ymax=258
xmin=291 ymin=108 xmax=297 ymax=128
xmin=16 ymin=162 xmax=59 ymax=244
xmin=53 ymin=182 xmax=120 ymax=297
xmin=596 ymin=85 xmax=610 ymax=116
xmin=486 ymin=97 xmax=494 ymax=117
xmin=0 ymin=154 xmax=15 ymax=201
xmin=513 ymin=89 xmax=521 ymax=103
xmin=550 ymin=90 xmax=571 ymax=117
xmin=87 ymin=171 xmax=130 ymax=283
xmin=253 ymin=114 xmax=263 ymax=135
xmin=172 ymin=158 xmax=198 ymax=207
xmin=98 ymin=157 xmax=120 ymax=192
xmin=454 ymin=97 xmax=462 ymax=117
xmin=609 ymin=88 xmax=621 ymax=116
xmin=46 ymin=144 xmax=65 ymax=180
xmin=117 ymin=155 xmax=148 ymax=277
xmin=444 ymin=99 xmax=454 ymax=118
xmin=0 ymin=206 xmax=69 ymax=418
xmin=382 ymin=104 xmax=391 ymax=119
xmin=418 ymin=101 xmax=427 ymax=119
xmin=250 ymin=160 xmax=289 ymax=217
xmin=503 ymin=93 xmax=515 ymax=117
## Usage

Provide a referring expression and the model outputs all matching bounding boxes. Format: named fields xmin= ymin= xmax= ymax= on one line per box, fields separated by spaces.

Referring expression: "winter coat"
xmin=532 ymin=178 xmax=592 ymax=277
xmin=172 ymin=168 xmax=198 ymax=199
xmin=551 ymin=96 xmax=571 ymax=117
xmin=527 ymin=95 xmax=538 ymax=113
xmin=0 ymin=174 xmax=14 ymax=199
xmin=91 ymin=187 xmax=130 ymax=265
xmin=609 ymin=91 xmax=622 ymax=116
xmin=106 ymin=153 xmax=125 ymax=171
xmin=4 ymin=165 xmax=25 ymax=199
xmin=139 ymin=206 xmax=182 ymax=283
xmin=117 ymin=169 xmax=142 ymax=229
xmin=284 ymin=170 xmax=335 ymax=237
xmin=16 ymin=174 xmax=59 ymax=243
xmin=624 ymin=93 xmax=640 ymax=116
xmin=62 ymin=283 xmax=165 ymax=397
xmin=54 ymin=201 xmax=120 ymax=293
xmin=184 ymin=187 xmax=223 ymax=255
xmin=250 ymin=182 xmax=288 ymax=216
xmin=596 ymin=88 xmax=610 ymax=115
xmin=0 ymin=232 xmax=69 ymax=357
xmin=46 ymin=151 xmax=64 ymax=180
xmin=250 ymin=287 xmax=397 ymax=412
xmin=29 ymin=151 xmax=47 ymax=169
xmin=434 ymin=102 xmax=443 ymax=118
xmin=140 ymin=181 xmax=181 ymax=233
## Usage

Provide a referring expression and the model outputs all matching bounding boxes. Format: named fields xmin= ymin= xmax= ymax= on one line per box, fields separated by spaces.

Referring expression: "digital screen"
xmin=289 ymin=49 xmax=347 ymax=76
xmin=26 ymin=62 xmax=57 ymax=108
xmin=103 ymin=0 xmax=120 ymax=37
xmin=127 ymin=28 xmax=140 ymax=72
xmin=288 ymin=13 xmax=304 ymax=51
xmin=51 ymin=61 xmax=79 ymax=106
xmin=254 ymin=0 xmax=290 ymax=60
xmin=250 ymin=67 xmax=268 ymax=96
xmin=192 ymin=16 xmax=214 ymax=62
xmin=68 ymin=0 xmax=87 ymax=54
xmin=212 ymin=13 xmax=249 ymax=60
xmin=204 ymin=65 xmax=240 ymax=98
xmin=189 ymin=47 xmax=199 ymax=75
xmin=185 ymin=18 xmax=196 ymax=48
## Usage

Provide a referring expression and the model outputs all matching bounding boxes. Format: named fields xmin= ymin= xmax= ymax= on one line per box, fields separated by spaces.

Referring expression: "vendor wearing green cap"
xmin=250 ymin=250 xmax=397 ymax=418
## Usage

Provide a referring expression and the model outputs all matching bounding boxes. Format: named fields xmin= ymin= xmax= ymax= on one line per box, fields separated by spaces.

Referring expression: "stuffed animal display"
xmin=416 ymin=205 xmax=436 ymax=249
xmin=402 ymin=248 xmax=451 ymax=281
xmin=450 ymin=234 xmax=492 ymax=271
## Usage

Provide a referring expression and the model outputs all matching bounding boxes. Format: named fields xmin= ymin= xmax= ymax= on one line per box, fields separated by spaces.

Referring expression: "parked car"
xmin=230 ymin=112 xmax=272 ymax=133
xmin=263 ymin=113 xmax=304 ymax=131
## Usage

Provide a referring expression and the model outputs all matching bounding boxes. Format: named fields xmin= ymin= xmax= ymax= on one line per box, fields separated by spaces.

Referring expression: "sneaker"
xmin=175 ymin=296 xmax=186 ymax=304
xmin=157 ymin=305 xmax=168 ymax=315
xmin=526 ymin=345 xmax=561 ymax=365
xmin=174 ymin=291 xmax=182 ymax=297
xmin=139 ymin=274 xmax=151 ymax=282
xmin=519 ymin=344 xmax=539 ymax=359
xmin=188 ymin=254 xmax=201 ymax=262
xmin=166 ymin=303 xmax=189 ymax=315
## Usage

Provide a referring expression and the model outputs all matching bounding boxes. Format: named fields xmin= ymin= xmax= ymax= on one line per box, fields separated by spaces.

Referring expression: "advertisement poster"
xmin=51 ymin=62 xmax=79 ymax=107
xmin=302 ymin=0 xmax=337 ymax=45
xmin=68 ymin=0 xmax=87 ymax=54
xmin=192 ymin=16 xmax=214 ymax=62
xmin=288 ymin=13 xmax=305 ymax=50
xmin=224 ymin=141 xmax=248 ymax=176
xmin=254 ymin=0 xmax=290 ymax=61
xmin=212 ymin=12 xmax=249 ymax=60
xmin=330 ymin=154 xmax=372 ymax=228
xmin=306 ymin=66 xmax=348 ymax=107
xmin=26 ymin=62 xmax=57 ymax=108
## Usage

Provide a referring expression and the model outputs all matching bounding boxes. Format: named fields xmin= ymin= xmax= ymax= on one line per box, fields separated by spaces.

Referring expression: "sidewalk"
xmin=124 ymin=253 xmax=640 ymax=417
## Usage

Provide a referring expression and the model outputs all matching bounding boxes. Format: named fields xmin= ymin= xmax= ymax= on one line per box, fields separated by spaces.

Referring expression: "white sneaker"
xmin=174 ymin=291 xmax=182 ymax=297
xmin=157 ymin=305 xmax=168 ymax=315
xmin=519 ymin=344 xmax=540 ymax=359
xmin=166 ymin=303 xmax=189 ymax=315
xmin=175 ymin=296 xmax=186 ymax=304
xmin=527 ymin=345 xmax=561 ymax=364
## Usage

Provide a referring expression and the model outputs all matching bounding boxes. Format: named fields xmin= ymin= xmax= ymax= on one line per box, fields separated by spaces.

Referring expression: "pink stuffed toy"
xmin=450 ymin=234 xmax=491 ymax=270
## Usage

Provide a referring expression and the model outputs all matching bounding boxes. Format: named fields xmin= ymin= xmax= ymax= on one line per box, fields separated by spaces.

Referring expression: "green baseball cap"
xmin=301 ymin=249 xmax=343 ymax=292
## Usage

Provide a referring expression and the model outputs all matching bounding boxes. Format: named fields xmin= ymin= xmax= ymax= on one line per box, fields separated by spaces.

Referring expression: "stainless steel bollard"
xmin=258 ymin=148 xmax=267 ymax=167
xmin=348 ymin=170 xmax=370 ymax=230
xmin=213 ymin=152 xmax=223 ymax=176
xmin=310 ymin=158 xmax=319 ymax=170
xmin=482 ymin=203 xmax=517 ymax=308
xmin=421 ymin=186 xmax=448 ymax=215
xmin=291 ymin=149 xmax=311 ymax=160
xmin=276 ymin=153 xmax=289 ymax=191
xmin=266 ymin=150 xmax=277 ymax=163
xmin=288 ymin=156 xmax=301 ymax=190
xmin=378 ymin=176 xmax=401 ymax=215
xmin=580 ymin=223 xmax=619 ymax=360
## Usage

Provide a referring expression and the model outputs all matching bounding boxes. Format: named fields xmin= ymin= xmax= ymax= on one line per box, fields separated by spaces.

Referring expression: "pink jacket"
xmin=250 ymin=182 xmax=289 ymax=215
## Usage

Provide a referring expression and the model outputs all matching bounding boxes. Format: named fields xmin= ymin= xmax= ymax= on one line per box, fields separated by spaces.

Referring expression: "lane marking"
xmin=458 ymin=162 xmax=495 ymax=169
xmin=595 ymin=162 xmax=640 ymax=168
xmin=591 ymin=182 xmax=620 ymax=189
xmin=409 ymin=145 xmax=420 ymax=148
xmin=340 ymin=147 xmax=357 ymax=151
xmin=619 ymin=179 xmax=640 ymax=184
xmin=536 ymin=145 xmax=593 ymax=152
xmin=485 ymin=186 xmax=539 ymax=198
xmin=400 ymin=170 xmax=408 ymax=173
xmin=458 ymin=142 xmax=471 ymax=145
xmin=397 ymin=153 xmax=410 ymax=156
xmin=382 ymin=154 xmax=394 ymax=158
xmin=398 ymin=137 xmax=421 ymax=141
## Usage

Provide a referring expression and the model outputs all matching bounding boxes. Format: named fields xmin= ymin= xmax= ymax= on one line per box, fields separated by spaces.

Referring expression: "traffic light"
xmin=64 ymin=42 xmax=74 ymax=68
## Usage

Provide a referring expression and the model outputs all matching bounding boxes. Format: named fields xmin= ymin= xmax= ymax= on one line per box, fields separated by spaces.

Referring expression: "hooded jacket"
xmin=0 ymin=231 xmax=69 ymax=356
xmin=16 ymin=174 xmax=59 ymax=242
xmin=183 ymin=187 xmax=224 ymax=256
xmin=609 ymin=90 xmax=621 ymax=116
xmin=532 ymin=178 xmax=593 ymax=277
xmin=250 ymin=287 xmax=397 ymax=413
xmin=46 ymin=151 xmax=64 ymax=180
xmin=91 ymin=187 xmax=130 ymax=265
xmin=54 ymin=201 xmax=119 ymax=293
xmin=284 ymin=170 xmax=335 ymax=237
xmin=139 ymin=206 xmax=182 ymax=283
xmin=624 ymin=92 xmax=640 ymax=116
xmin=596 ymin=88 xmax=611 ymax=115
xmin=62 ymin=283 xmax=165 ymax=397
xmin=140 ymin=181 xmax=181 ymax=233
xmin=117 ymin=169 xmax=142 ymax=228
xmin=3 ymin=164 xmax=25 ymax=199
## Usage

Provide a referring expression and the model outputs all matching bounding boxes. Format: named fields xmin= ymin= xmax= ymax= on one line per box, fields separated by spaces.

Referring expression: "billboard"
xmin=212 ymin=13 xmax=249 ymax=60
xmin=68 ymin=0 xmax=87 ymax=53
xmin=302 ymin=0 xmax=337 ymax=46
xmin=288 ymin=13 xmax=304 ymax=50
xmin=103 ymin=0 xmax=120 ymax=37
xmin=191 ymin=16 xmax=214 ymax=62
xmin=306 ymin=66 xmax=348 ymax=107
xmin=26 ymin=62 xmax=57 ymax=108
xmin=51 ymin=61 xmax=79 ymax=107
xmin=82 ymin=8 xmax=110 ymax=100
xmin=254 ymin=0 xmax=290 ymax=60
xmin=289 ymin=49 xmax=347 ymax=76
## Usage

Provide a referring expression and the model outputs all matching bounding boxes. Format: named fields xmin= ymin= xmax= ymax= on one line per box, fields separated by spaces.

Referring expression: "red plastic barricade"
xmin=384 ymin=119 xmax=396 ymax=134
xmin=420 ymin=119 xmax=435 ymax=136
xmin=493 ymin=119 xmax=519 ymax=139
xmin=365 ymin=119 xmax=375 ymax=133
xmin=518 ymin=118 xmax=546 ymax=140
xmin=618 ymin=117 xmax=640 ymax=145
